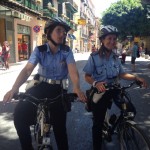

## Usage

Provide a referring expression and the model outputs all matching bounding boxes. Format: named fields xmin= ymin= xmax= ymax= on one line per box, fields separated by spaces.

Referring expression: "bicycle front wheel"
xmin=119 ymin=121 xmax=150 ymax=150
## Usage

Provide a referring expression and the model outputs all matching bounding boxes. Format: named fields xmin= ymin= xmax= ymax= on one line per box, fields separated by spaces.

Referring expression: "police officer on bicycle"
xmin=3 ymin=17 xmax=86 ymax=150
xmin=83 ymin=25 xmax=147 ymax=150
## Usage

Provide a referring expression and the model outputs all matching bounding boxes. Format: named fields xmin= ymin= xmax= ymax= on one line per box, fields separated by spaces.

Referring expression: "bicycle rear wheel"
xmin=119 ymin=121 xmax=150 ymax=150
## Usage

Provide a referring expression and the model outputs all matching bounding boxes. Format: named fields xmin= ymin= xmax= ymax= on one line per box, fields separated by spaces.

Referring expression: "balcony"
xmin=70 ymin=22 xmax=77 ymax=31
xmin=47 ymin=2 xmax=58 ymax=13
xmin=16 ymin=0 xmax=39 ymax=11
xmin=61 ymin=15 xmax=77 ymax=31
xmin=64 ymin=0 xmax=78 ymax=13
xmin=0 ymin=0 xmax=41 ymax=16
xmin=80 ymin=12 xmax=86 ymax=19
xmin=42 ymin=9 xmax=56 ymax=19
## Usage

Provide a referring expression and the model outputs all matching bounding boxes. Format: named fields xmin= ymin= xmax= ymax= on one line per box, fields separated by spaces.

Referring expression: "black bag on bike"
xmin=85 ymin=87 xmax=95 ymax=112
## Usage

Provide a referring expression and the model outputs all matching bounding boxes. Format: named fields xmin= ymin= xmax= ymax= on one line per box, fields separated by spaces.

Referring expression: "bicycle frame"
xmin=35 ymin=102 xmax=52 ymax=149
xmin=13 ymin=92 xmax=78 ymax=150
xmin=102 ymin=82 xmax=138 ymax=141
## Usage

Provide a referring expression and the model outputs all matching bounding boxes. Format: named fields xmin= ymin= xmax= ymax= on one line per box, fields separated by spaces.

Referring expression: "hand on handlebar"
xmin=3 ymin=89 xmax=18 ymax=104
xmin=95 ymin=82 xmax=107 ymax=92
xmin=135 ymin=77 xmax=148 ymax=88
xmin=73 ymin=88 xmax=87 ymax=103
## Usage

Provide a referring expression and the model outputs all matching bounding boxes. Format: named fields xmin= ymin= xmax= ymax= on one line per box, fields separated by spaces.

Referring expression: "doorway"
xmin=17 ymin=34 xmax=30 ymax=61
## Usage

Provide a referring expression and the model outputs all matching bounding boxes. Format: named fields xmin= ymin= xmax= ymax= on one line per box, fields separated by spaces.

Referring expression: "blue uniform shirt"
xmin=83 ymin=52 xmax=125 ymax=84
xmin=28 ymin=43 xmax=75 ymax=80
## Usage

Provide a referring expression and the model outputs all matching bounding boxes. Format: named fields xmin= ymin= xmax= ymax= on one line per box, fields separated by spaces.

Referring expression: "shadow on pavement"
xmin=0 ymin=58 xmax=149 ymax=150
xmin=0 ymin=102 xmax=21 ymax=150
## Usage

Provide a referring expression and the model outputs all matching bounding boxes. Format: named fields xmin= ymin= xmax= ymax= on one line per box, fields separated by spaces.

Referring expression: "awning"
xmin=68 ymin=34 xmax=76 ymax=40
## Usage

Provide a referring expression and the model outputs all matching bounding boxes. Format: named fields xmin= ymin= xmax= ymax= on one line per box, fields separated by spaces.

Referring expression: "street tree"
xmin=101 ymin=0 xmax=150 ymax=40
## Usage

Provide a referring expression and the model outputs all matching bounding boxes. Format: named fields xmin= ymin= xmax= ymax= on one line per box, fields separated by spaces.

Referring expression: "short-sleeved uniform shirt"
xmin=28 ymin=43 xmax=75 ymax=80
xmin=83 ymin=52 xmax=125 ymax=84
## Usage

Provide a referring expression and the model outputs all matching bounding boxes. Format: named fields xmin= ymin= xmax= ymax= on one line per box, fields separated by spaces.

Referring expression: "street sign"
xmin=78 ymin=19 xmax=86 ymax=25
xmin=33 ymin=25 xmax=40 ymax=33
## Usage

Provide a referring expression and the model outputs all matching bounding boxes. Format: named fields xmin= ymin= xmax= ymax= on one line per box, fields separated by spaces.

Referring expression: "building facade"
xmin=0 ymin=0 xmax=100 ymax=63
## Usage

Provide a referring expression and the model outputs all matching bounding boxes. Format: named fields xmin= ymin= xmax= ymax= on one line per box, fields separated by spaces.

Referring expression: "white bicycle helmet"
xmin=99 ymin=25 xmax=119 ymax=39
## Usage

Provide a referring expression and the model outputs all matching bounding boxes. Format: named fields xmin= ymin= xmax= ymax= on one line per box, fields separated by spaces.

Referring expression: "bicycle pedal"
xmin=43 ymin=137 xmax=50 ymax=145
xmin=102 ymin=130 xmax=112 ymax=142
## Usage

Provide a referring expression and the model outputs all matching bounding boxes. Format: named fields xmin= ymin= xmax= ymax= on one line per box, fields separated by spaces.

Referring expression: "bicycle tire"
xmin=119 ymin=121 xmax=150 ymax=150
xmin=40 ymin=145 xmax=53 ymax=150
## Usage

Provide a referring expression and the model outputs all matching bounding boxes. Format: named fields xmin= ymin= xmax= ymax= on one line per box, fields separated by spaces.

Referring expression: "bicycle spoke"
xmin=119 ymin=122 xmax=150 ymax=150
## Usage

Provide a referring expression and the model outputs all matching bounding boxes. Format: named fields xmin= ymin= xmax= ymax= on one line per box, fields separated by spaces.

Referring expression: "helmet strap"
xmin=47 ymin=27 xmax=66 ymax=47
xmin=100 ymin=44 xmax=111 ymax=54
xmin=49 ymin=36 xmax=58 ymax=47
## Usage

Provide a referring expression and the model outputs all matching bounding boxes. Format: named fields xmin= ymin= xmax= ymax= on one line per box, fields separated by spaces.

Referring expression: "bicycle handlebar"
xmin=13 ymin=92 xmax=78 ymax=105
xmin=94 ymin=80 xmax=142 ymax=92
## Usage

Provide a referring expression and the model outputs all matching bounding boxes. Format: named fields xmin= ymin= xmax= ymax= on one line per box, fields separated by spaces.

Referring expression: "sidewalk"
xmin=0 ymin=54 xmax=150 ymax=75
xmin=0 ymin=52 xmax=91 ymax=75
xmin=0 ymin=60 xmax=28 ymax=75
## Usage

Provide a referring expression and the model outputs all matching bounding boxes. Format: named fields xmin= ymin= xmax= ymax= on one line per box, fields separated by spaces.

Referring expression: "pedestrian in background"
xmin=83 ymin=25 xmax=147 ymax=150
xmin=92 ymin=45 xmax=97 ymax=53
xmin=131 ymin=42 xmax=138 ymax=72
xmin=121 ymin=45 xmax=127 ymax=64
xmin=0 ymin=43 xmax=4 ymax=67
xmin=2 ymin=41 xmax=10 ymax=69
xmin=21 ymin=41 xmax=28 ymax=59
xmin=18 ymin=41 xmax=22 ymax=60
xmin=3 ymin=17 xmax=86 ymax=150
xmin=145 ymin=47 xmax=148 ymax=55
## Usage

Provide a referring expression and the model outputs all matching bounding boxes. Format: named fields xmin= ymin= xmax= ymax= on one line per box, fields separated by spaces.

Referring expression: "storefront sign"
xmin=33 ymin=25 xmax=40 ymax=33
xmin=17 ymin=25 xmax=30 ymax=34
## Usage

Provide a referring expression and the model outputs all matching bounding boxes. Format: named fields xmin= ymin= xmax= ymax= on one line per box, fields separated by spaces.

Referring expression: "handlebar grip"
xmin=135 ymin=80 xmax=142 ymax=88
xmin=13 ymin=93 xmax=20 ymax=100
xmin=13 ymin=92 xmax=28 ymax=100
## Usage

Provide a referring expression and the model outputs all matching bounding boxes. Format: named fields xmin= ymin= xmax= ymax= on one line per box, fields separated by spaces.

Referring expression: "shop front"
xmin=17 ymin=25 xmax=31 ymax=61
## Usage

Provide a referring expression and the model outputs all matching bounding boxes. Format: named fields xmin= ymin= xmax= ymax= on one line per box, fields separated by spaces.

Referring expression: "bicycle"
xmin=13 ymin=92 xmax=78 ymax=150
xmin=99 ymin=81 xmax=150 ymax=150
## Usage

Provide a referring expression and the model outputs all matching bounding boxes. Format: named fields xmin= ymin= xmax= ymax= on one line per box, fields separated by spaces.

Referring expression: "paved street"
xmin=0 ymin=52 xmax=150 ymax=150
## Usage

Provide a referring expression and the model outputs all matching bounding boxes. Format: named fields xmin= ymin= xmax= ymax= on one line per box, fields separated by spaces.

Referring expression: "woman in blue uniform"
xmin=3 ymin=18 xmax=86 ymax=150
xmin=83 ymin=25 xmax=147 ymax=150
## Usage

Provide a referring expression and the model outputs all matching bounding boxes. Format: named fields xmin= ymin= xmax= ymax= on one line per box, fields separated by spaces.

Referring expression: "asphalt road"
xmin=0 ymin=53 xmax=150 ymax=150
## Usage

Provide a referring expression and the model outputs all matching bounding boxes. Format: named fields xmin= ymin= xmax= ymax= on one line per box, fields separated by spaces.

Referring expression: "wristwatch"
xmin=92 ymin=81 xmax=97 ymax=87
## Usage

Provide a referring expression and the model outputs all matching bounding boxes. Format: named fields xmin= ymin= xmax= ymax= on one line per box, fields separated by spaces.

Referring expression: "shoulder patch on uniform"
xmin=60 ymin=45 xmax=70 ymax=52
xmin=90 ymin=51 xmax=99 ymax=56
xmin=37 ymin=44 xmax=47 ymax=52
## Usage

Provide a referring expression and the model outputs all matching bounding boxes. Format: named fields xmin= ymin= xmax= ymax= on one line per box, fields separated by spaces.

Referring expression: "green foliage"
xmin=101 ymin=0 xmax=150 ymax=40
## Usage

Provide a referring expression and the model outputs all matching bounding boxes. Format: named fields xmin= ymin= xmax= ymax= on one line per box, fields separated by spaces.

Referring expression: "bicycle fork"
xmin=35 ymin=106 xmax=52 ymax=149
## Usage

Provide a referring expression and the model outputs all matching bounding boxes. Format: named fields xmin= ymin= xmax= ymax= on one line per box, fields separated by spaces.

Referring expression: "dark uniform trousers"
xmin=92 ymin=91 xmax=112 ymax=150
xmin=14 ymin=82 xmax=68 ymax=150
xmin=91 ymin=89 xmax=136 ymax=150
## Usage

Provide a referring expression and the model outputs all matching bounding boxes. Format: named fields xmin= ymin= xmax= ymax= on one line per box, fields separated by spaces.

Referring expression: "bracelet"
xmin=92 ymin=81 xmax=97 ymax=87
